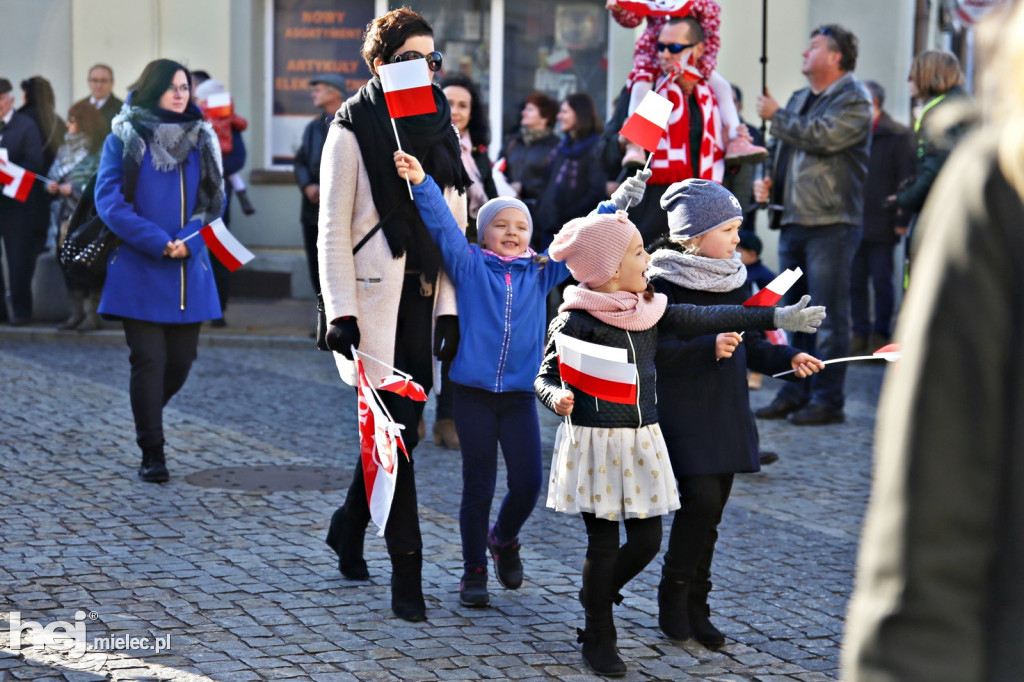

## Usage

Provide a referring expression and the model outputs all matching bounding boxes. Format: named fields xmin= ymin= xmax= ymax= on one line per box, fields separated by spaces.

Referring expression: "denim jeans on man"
xmin=774 ymin=223 xmax=861 ymax=411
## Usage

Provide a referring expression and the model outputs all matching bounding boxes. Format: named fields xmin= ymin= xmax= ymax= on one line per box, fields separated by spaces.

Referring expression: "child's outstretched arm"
xmin=660 ymin=295 xmax=826 ymax=336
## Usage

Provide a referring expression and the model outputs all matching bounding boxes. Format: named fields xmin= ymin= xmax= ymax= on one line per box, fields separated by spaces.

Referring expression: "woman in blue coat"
xmin=95 ymin=59 xmax=224 ymax=483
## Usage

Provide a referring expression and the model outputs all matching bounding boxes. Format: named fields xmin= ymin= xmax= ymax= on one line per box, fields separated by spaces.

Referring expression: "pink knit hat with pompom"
xmin=548 ymin=211 xmax=639 ymax=287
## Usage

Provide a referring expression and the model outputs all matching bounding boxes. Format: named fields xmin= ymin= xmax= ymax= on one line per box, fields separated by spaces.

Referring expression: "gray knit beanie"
xmin=476 ymin=196 xmax=533 ymax=240
xmin=660 ymin=179 xmax=743 ymax=240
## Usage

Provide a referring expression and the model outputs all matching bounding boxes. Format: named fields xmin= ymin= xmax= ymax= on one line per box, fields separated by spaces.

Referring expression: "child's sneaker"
xmin=487 ymin=526 xmax=524 ymax=590
xmin=459 ymin=566 xmax=490 ymax=607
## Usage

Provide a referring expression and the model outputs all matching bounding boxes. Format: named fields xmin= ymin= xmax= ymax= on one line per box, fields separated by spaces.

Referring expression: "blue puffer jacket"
xmin=95 ymin=133 xmax=220 ymax=323
xmin=411 ymin=175 xmax=570 ymax=393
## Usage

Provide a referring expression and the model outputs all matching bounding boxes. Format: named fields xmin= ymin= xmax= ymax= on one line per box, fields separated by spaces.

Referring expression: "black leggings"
xmin=581 ymin=512 xmax=663 ymax=612
xmin=122 ymin=319 xmax=202 ymax=449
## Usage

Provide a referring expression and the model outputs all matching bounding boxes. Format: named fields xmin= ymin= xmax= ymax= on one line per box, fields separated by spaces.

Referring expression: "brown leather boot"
xmin=432 ymin=418 xmax=459 ymax=450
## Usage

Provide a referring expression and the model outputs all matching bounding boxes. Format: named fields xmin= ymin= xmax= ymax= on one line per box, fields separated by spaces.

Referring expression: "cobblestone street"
xmin=1 ymin=330 xmax=882 ymax=681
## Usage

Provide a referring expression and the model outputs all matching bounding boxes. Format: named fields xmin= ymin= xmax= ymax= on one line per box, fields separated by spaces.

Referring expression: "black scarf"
xmin=335 ymin=77 xmax=470 ymax=281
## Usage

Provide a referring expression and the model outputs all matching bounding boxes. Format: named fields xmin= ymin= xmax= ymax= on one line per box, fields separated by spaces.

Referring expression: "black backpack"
xmin=58 ymin=174 xmax=121 ymax=288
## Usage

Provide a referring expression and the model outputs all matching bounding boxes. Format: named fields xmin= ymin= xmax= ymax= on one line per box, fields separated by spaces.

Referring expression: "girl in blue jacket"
xmin=95 ymin=59 xmax=224 ymax=483
xmin=394 ymin=150 xmax=571 ymax=608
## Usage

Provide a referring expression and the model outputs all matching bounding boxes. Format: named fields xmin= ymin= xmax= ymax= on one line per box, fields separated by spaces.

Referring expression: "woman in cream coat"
xmin=318 ymin=7 xmax=470 ymax=623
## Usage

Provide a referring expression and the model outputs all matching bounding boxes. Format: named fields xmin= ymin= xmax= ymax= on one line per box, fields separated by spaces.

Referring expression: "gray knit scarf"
xmin=647 ymin=248 xmax=747 ymax=292
xmin=112 ymin=103 xmax=224 ymax=227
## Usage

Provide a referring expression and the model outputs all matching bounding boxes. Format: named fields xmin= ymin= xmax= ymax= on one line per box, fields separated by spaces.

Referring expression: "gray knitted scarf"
xmin=112 ymin=104 xmax=224 ymax=227
xmin=647 ymin=249 xmax=747 ymax=292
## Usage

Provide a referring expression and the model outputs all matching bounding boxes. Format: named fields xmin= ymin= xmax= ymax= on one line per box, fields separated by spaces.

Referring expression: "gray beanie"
xmin=476 ymin=196 xmax=533 ymax=239
xmin=660 ymin=179 xmax=743 ymax=240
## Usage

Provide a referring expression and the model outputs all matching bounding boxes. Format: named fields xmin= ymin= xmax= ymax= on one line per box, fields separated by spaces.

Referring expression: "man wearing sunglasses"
xmin=625 ymin=16 xmax=727 ymax=248
xmin=752 ymin=24 xmax=872 ymax=427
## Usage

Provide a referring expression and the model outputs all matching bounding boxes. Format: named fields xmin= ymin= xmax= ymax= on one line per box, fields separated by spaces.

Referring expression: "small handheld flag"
xmin=203 ymin=92 xmax=233 ymax=118
xmin=772 ymin=343 xmax=902 ymax=378
xmin=378 ymin=60 xmax=436 ymax=119
xmin=556 ymin=334 xmax=638 ymax=405
xmin=182 ymin=218 xmax=255 ymax=272
xmin=377 ymin=375 xmax=428 ymax=402
xmin=744 ymin=267 xmax=803 ymax=307
xmin=616 ymin=0 xmax=695 ymax=17
xmin=619 ymin=91 xmax=673 ymax=154
xmin=0 ymin=159 xmax=40 ymax=202
xmin=356 ymin=354 xmax=407 ymax=536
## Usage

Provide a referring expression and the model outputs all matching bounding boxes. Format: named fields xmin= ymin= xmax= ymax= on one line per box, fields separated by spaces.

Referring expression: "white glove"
xmin=609 ymin=169 xmax=652 ymax=211
xmin=773 ymin=295 xmax=826 ymax=334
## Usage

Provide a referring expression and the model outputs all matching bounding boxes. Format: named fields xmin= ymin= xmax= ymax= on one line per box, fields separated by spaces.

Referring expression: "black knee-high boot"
xmin=390 ymin=550 xmax=426 ymax=622
xmin=658 ymin=565 xmax=692 ymax=641
xmin=687 ymin=582 xmax=725 ymax=648
xmin=325 ymin=505 xmax=370 ymax=580
xmin=578 ymin=547 xmax=626 ymax=677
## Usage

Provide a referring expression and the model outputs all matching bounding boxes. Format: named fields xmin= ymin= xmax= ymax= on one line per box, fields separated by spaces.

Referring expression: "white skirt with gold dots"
xmin=546 ymin=422 xmax=680 ymax=521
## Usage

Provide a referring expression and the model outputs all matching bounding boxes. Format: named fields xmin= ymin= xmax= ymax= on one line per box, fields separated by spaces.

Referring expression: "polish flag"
xmin=357 ymin=356 xmax=408 ymax=535
xmin=377 ymin=375 xmax=428 ymax=402
xmin=744 ymin=267 xmax=803 ymax=307
xmin=378 ymin=60 xmax=436 ymax=118
xmin=616 ymin=0 xmax=695 ymax=17
xmin=619 ymin=91 xmax=673 ymax=153
xmin=204 ymin=92 xmax=233 ymax=118
xmin=556 ymin=334 xmax=638 ymax=405
xmin=200 ymin=218 xmax=255 ymax=272
xmin=0 ymin=159 xmax=37 ymax=202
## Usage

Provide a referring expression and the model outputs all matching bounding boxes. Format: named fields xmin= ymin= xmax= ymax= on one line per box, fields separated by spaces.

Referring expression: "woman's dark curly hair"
xmin=439 ymin=73 xmax=490 ymax=149
xmin=361 ymin=7 xmax=434 ymax=77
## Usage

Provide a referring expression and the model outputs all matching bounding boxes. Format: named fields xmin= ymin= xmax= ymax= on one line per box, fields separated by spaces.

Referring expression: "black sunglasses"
xmin=656 ymin=41 xmax=697 ymax=54
xmin=392 ymin=50 xmax=443 ymax=72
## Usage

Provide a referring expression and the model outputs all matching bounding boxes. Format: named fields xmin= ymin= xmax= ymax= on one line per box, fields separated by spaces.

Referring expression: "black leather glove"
xmin=315 ymin=294 xmax=329 ymax=351
xmin=325 ymin=317 xmax=360 ymax=360
xmin=433 ymin=315 xmax=460 ymax=362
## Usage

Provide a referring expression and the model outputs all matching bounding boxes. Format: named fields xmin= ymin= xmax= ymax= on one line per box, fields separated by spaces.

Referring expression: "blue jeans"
xmin=775 ymin=223 xmax=861 ymax=411
xmin=454 ymin=383 xmax=543 ymax=571
xmin=850 ymin=241 xmax=896 ymax=338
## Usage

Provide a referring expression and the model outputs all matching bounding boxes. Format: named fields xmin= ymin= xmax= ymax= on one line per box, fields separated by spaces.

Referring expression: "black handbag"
xmin=58 ymin=174 xmax=120 ymax=288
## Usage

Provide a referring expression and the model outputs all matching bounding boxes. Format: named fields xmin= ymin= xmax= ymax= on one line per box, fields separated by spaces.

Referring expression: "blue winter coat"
xmin=411 ymin=175 xmax=570 ymax=393
xmin=95 ymin=133 xmax=221 ymax=323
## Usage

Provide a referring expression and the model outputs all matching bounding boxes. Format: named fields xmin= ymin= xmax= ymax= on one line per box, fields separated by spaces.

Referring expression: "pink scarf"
xmin=559 ymin=285 xmax=667 ymax=331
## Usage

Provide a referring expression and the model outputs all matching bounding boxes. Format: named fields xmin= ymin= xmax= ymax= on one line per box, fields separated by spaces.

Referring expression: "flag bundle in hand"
xmin=378 ymin=59 xmax=436 ymax=118
xmin=200 ymin=218 xmax=255 ymax=272
xmin=619 ymin=90 xmax=673 ymax=153
xmin=356 ymin=355 xmax=410 ymax=536
xmin=0 ymin=159 xmax=37 ymax=202
xmin=616 ymin=0 xmax=695 ymax=17
xmin=556 ymin=334 xmax=638 ymax=405
xmin=744 ymin=267 xmax=803 ymax=307
xmin=378 ymin=375 xmax=428 ymax=401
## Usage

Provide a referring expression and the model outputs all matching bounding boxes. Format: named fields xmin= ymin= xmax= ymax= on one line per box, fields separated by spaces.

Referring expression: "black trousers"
xmin=122 ymin=319 xmax=202 ymax=449
xmin=340 ymin=274 xmax=434 ymax=555
xmin=663 ymin=473 xmax=734 ymax=599
xmin=0 ymin=210 xmax=44 ymax=320
xmin=301 ymin=221 xmax=320 ymax=295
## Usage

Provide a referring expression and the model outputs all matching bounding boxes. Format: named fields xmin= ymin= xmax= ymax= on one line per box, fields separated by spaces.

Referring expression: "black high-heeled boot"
xmin=578 ymin=610 xmax=626 ymax=677
xmin=325 ymin=506 xmax=370 ymax=580
xmin=138 ymin=443 xmax=169 ymax=483
xmin=390 ymin=550 xmax=426 ymax=622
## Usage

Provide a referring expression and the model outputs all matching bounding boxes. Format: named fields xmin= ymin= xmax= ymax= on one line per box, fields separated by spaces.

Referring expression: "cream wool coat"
xmin=318 ymin=125 xmax=467 ymax=386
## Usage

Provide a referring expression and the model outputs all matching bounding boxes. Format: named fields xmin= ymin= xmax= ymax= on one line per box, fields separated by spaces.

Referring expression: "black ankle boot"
xmin=138 ymin=443 xmax=169 ymax=483
xmin=657 ymin=577 xmax=691 ymax=641
xmin=390 ymin=551 xmax=426 ymax=622
xmin=325 ymin=506 xmax=369 ymax=580
xmin=578 ymin=611 xmax=626 ymax=677
xmin=688 ymin=596 xmax=725 ymax=649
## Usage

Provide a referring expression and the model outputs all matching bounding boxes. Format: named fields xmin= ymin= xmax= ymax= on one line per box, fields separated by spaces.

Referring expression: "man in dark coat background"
xmin=293 ymin=73 xmax=344 ymax=297
xmin=74 ymin=64 xmax=123 ymax=133
xmin=0 ymin=77 xmax=47 ymax=325
xmin=850 ymin=80 xmax=913 ymax=354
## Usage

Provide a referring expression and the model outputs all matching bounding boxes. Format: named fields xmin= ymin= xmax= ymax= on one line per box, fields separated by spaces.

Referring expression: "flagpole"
xmin=772 ymin=354 xmax=899 ymax=378
xmin=560 ymin=380 xmax=577 ymax=446
xmin=354 ymin=348 xmax=413 ymax=381
xmin=391 ymin=119 xmax=414 ymax=200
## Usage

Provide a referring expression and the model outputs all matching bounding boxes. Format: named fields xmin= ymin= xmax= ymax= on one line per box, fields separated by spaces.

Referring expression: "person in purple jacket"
xmin=94 ymin=59 xmax=224 ymax=483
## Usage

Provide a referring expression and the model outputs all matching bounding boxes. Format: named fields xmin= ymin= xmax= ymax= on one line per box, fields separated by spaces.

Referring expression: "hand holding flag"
xmin=772 ymin=343 xmax=901 ymax=378
xmin=619 ymin=90 xmax=673 ymax=177
xmin=181 ymin=218 xmax=255 ymax=271
xmin=0 ymin=158 xmax=48 ymax=202
xmin=378 ymin=59 xmax=436 ymax=200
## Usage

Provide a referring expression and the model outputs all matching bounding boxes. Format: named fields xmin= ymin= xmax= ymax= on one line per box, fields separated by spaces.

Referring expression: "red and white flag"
xmin=616 ymin=0 xmax=695 ymax=17
xmin=744 ymin=267 xmax=803 ymax=307
xmin=378 ymin=60 xmax=436 ymax=118
xmin=357 ymin=356 xmax=409 ymax=536
xmin=619 ymin=90 xmax=673 ymax=153
xmin=200 ymin=218 xmax=255 ymax=272
xmin=0 ymin=159 xmax=37 ymax=202
xmin=203 ymin=92 xmax=233 ymax=118
xmin=377 ymin=375 xmax=428 ymax=402
xmin=556 ymin=334 xmax=637 ymax=405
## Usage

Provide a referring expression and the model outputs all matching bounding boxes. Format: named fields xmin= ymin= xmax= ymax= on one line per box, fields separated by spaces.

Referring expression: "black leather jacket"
xmin=536 ymin=303 xmax=777 ymax=428
xmin=769 ymin=72 xmax=872 ymax=228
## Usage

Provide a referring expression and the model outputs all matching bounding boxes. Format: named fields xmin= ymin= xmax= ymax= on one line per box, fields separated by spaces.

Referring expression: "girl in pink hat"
xmin=535 ymin=211 xmax=824 ymax=677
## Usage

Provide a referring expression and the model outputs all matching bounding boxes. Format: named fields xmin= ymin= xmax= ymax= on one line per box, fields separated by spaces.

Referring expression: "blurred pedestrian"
xmin=843 ymin=5 xmax=1023 ymax=679
xmin=47 ymin=100 xmax=106 ymax=331
xmin=850 ymin=80 xmax=913 ymax=354
xmin=19 ymin=76 xmax=66 ymax=169
xmin=754 ymin=24 xmax=872 ymax=426
xmin=499 ymin=92 xmax=560 ymax=224
xmin=94 ymin=59 xmax=224 ymax=483
xmin=73 ymin=64 xmax=123 ymax=133
xmin=0 ymin=77 xmax=48 ymax=325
